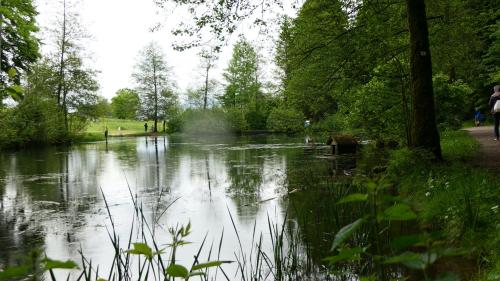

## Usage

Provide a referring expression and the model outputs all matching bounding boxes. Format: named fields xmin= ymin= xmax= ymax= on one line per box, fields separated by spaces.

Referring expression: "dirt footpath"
xmin=465 ymin=126 xmax=500 ymax=170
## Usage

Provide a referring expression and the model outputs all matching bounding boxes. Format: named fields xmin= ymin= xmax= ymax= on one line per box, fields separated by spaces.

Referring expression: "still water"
xmin=0 ymin=135 xmax=358 ymax=280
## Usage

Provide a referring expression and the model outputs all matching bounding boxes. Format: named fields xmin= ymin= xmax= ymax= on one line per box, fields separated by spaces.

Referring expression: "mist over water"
xmin=180 ymin=110 xmax=235 ymax=136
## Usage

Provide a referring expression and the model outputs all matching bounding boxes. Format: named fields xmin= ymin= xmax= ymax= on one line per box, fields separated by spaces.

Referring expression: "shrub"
xmin=433 ymin=73 xmax=473 ymax=130
xmin=310 ymin=113 xmax=345 ymax=133
xmin=0 ymin=96 xmax=66 ymax=148
xmin=245 ymin=108 xmax=267 ymax=130
xmin=341 ymin=76 xmax=407 ymax=144
xmin=0 ymin=109 xmax=21 ymax=147
xmin=266 ymin=107 xmax=304 ymax=133
xmin=224 ymin=108 xmax=248 ymax=132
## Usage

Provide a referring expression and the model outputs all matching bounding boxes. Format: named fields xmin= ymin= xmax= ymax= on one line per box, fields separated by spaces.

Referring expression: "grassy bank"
xmin=87 ymin=118 xmax=154 ymax=136
xmin=382 ymin=130 xmax=500 ymax=280
xmin=76 ymin=118 xmax=168 ymax=142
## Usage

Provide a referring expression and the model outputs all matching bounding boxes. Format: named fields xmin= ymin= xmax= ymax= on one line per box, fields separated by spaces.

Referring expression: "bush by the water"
xmin=266 ymin=107 xmax=304 ymax=133
xmin=0 ymin=96 xmax=66 ymax=148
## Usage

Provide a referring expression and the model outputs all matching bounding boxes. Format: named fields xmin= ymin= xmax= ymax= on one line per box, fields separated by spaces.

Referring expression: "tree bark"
xmin=204 ymin=64 xmax=209 ymax=110
xmin=406 ymin=0 xmax=442 ymax=160
xmin=56 ymin=0 xmax=67 ymax=108
xmin=153 ymin=59 xmax=158 ymax=133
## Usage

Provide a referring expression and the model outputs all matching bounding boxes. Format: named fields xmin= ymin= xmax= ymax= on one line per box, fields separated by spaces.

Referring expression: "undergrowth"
xmin=384 ymin=130 xmax=500 ymax=280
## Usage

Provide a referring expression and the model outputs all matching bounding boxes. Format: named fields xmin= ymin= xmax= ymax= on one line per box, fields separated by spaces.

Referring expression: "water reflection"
xmin=0 ymin=135 xmax=362 ymax=280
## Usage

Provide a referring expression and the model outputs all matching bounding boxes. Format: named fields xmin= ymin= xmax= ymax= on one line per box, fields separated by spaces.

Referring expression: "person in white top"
xmin=488 ymin=85 xmax=500 ymax=140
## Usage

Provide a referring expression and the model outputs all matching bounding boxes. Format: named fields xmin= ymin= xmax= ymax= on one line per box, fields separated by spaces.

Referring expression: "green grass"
xmin=86 ymin=118 xmax=163 ymax=137
xmin=73 ymin=132 xmax=105 ymax=142
xmin=385 ymin=130 xmax=500 ymax=280
xmin=441 ymin=130 xmax=480 ymax=161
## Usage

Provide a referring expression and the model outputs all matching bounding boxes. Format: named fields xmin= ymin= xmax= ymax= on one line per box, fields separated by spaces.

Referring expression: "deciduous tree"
xmin=111 ymin=88 xmax=140 ymax=119
xmin=0 ymin=0 xmax=40 ymax=101
xmin=133 ymin=42 xmax=172 ymax=132
xmin=221 ymin=38 xmax=262 ymax=110
xmin=48 ymin=0 xmax=99 ymax=133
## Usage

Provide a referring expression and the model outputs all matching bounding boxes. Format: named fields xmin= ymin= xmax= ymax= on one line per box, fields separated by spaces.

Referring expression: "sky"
xmin=35 ymin=0 xmax=298 ymax=102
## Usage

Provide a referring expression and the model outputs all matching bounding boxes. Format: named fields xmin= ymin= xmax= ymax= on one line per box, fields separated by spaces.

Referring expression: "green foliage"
xmin=329 ymin=173 xmax=473 ymax=279
xmin=0 ymin=94 xmax=66 ymax=148
xmin=0 ymin=108 xmax=22 ymax=147
xmin=266 ymin=107 xmax=304 ymax=133
xmin=337 ymin=193 xmax=368 ymax=205
xmin=426 ymin=0 xmax=484 ymax=88
xmin=0 ymin=0 xmax=40 ymax=100
xmin=41 ymin=1 xmax=101 ymax=133
xmin=62 ymin=56 xmax=100 ymax=120
xmin=244 ymin=107 xmax=267 ymax=130
xmin=221 ymin=37 xmax=262 ymax=111
xmin=381 ymin=132 xmax=499 ymax=278
xmin=481 ymin=13 xmax=500 ymax=84
xmin=166 ymin=264 xmax=189 ymax=278
xmin=126 ymin=243 xmax=156 ymax=261
xmin=440 ymin=130 xmax=480 ymax=161
xmin=159 ymin=88 xmax=180 ymax=121
xmin=326 ymin=130 xmax=492 ymax=278
xmin=94 ymin=96 xmax=111 ymax=118
xmin=323 ymin=247 xmax=366 ymax=265
xmin=378 ymin=203 xmax=417 ymax=222
xmin=433 ymin=73 xmax=473 ymax=130
xmin=185 ymin=87 xmax=204 ymax=109
xmin=281 ymin=0 xmax=348 ymax=121
xmin=224 ymin=108 xmax=248 ymax=132
xmin=0 ymin=265 xmax=31 ymax=281
xmin=133 ymin=41 xmax=175 ymax=129
xmin=111 ymin=88 xmax=139 ymax=119
xmin=330 ymin=218 xmax=364 ymax=252
xmin=342 ymin=74 xmax=407 ymax=143
xmin=43 ymin=258 xmax=78 ymax=270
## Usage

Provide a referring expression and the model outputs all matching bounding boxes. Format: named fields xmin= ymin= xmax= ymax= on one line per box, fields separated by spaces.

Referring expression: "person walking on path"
xmin=488 ymin=85 xmax=500 ymax=140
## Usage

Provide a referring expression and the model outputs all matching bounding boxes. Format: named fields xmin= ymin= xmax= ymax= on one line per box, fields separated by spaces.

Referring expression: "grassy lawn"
xmin=87 ymin=118 xmax=146 ymax=135
xmin=84 ymin=118 xmax=163 ymax=140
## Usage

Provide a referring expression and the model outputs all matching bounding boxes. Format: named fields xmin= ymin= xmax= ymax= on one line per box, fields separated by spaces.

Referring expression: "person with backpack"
xmin=488 ymin=85 xmax=500 ymax=140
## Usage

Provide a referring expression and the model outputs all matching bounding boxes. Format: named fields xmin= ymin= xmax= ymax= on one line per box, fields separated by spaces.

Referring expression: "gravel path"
xmin=464 ymin=125 xmax=499 ymax=170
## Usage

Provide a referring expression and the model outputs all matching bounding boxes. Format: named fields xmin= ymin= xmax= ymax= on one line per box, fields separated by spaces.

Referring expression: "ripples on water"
xmin=0 ymin=135 xmax=362 ymax=280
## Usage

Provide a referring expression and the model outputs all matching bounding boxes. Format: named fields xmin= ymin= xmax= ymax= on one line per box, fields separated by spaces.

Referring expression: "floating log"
xmin=331 ymin=135 xmax=358 ymax=154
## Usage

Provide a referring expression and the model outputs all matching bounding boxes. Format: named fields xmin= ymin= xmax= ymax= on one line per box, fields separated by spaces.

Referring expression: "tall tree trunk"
xmin=153 ymin=61 xmax=158 ymax=133
xmin=63 ymin=86 xmax=68 ymax=134
xmin=0 ymin=7 xmax=3 ymax=82
xmin=56 ymin=0 xmax=67 ymax=108
xmin=406 ymin=0 xmax=442 ymax=160
xmin=204 ymin=65 xmax=209 ymax=110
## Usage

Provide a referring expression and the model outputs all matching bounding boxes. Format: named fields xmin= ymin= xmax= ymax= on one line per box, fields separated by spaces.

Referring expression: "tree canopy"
xmin=111 ymin=88 xmax=140 ymax=119
xmin=133 ymin=41 xmax=174 ymax=131
xmin=0 ymin=0 xmax=40 ymax=101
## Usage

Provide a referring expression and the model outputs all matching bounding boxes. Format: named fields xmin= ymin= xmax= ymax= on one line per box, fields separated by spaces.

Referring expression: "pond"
xmin=0 ymin=135 xmax=364 ymax=280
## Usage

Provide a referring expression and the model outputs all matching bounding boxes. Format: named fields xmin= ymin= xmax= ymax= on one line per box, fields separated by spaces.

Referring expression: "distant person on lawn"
xmin=488 ymin=85 xmax=500 ymax=140
xmin=144 ymin=122 xmax=148 ymax=133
